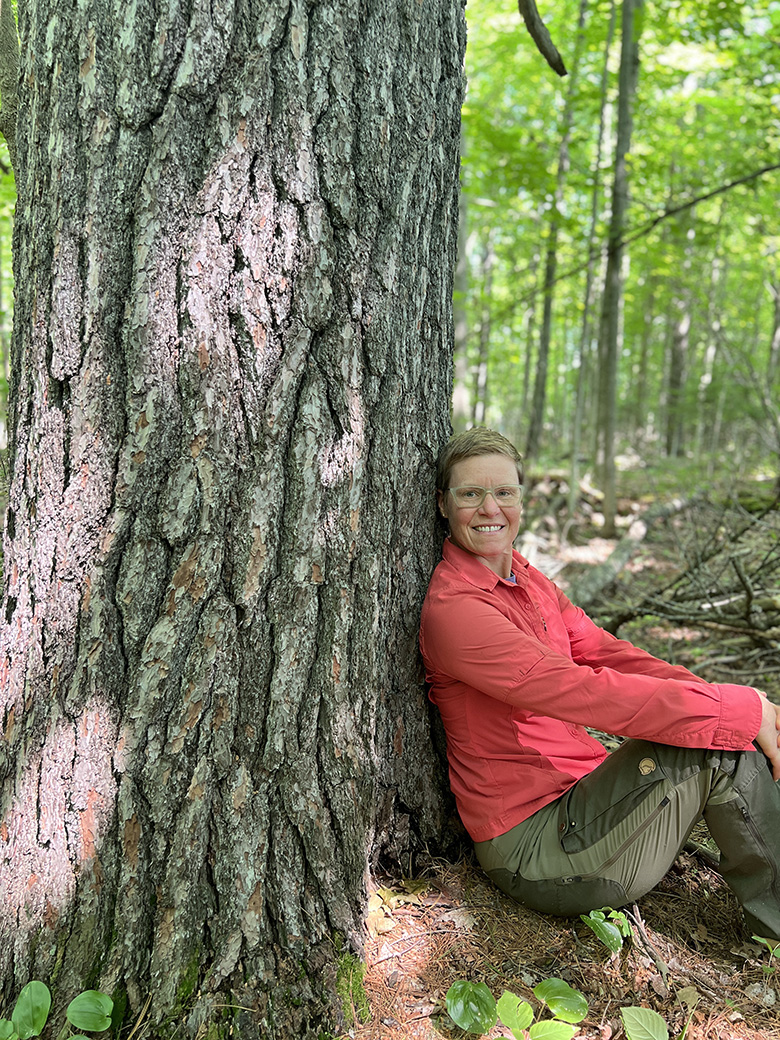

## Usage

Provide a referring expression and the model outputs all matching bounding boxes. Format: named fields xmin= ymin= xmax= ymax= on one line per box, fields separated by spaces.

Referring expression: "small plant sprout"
xmin=674 ymin=986 xmax=700 ymax=1040
xmin=752 ymin=934 xmax=780 ymax=975
xmin=0 ymin=981 xmax=113 ymax=1040
xmin=580 ymin=907 xmax=632 ymax=954
xmin=445 ymin=977 xmax=588 ymax=1038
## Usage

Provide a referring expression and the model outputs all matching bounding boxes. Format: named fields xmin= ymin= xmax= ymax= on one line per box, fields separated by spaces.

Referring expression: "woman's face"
xmin=438 ymin=453 xmax=522 ymax=578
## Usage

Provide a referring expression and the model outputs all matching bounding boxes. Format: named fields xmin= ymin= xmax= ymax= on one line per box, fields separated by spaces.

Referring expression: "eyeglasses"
xmin=447 ymin=485 xmax=523 ymax=508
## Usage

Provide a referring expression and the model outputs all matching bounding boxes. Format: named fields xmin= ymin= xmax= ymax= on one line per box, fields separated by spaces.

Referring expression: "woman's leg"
xmin=474 ymin=739 xmax=780 ymax=938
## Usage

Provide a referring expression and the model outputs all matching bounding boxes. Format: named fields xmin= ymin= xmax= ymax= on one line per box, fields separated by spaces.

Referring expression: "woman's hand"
xmin=755 ymin=690 xmax=780 ymax=781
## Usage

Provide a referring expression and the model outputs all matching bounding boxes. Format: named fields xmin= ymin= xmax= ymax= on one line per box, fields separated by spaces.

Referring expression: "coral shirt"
xmin=419 ymin=539 xmax=762 ymax=842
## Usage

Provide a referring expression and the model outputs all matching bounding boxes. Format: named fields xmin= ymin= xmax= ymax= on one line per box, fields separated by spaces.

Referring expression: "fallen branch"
xmin=567 ymin=496 xmax=697 ymax=610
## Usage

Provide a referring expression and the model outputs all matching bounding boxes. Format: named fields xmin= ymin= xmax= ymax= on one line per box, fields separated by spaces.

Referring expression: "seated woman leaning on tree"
xmin=420 ymin=426 xmax=780 ymax=942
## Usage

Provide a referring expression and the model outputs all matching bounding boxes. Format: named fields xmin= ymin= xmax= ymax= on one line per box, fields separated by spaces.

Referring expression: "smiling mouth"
xmin=474 ymin=525 xmax=504 ymax=532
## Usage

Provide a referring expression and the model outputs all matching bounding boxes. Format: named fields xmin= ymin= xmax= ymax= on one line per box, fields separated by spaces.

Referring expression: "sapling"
xmin=580 ymin=907 xmax=632 ymax=954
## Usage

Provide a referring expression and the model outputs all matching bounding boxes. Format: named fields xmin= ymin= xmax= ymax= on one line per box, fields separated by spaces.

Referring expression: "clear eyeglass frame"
xmin=447 ymin=484 xmax=523 ymax=509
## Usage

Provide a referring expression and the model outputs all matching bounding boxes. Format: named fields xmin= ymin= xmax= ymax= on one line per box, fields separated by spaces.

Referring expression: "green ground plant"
xmin=0 ymin=981 xmax=113 ymax=1040
xmin=580 ymin=907 xmax=632 ymax=954
xmin=444 ymin=977 xmax=587 ymax=1039
xmin=444 ymin=977 xmax=672 ymax=1040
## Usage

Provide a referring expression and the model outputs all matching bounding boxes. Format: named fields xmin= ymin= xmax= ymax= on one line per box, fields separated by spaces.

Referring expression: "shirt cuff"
xmin=713 ymin=684 xmax=763 ymax=748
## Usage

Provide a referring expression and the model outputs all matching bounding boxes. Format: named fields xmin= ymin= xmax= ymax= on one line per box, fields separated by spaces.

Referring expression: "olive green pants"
xmin=474 ymin=739 xmax=780 ymax=940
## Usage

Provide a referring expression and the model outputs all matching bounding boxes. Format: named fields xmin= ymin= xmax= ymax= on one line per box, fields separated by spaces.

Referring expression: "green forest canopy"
xmin=458 ymin=0 xmax=780 ymax=482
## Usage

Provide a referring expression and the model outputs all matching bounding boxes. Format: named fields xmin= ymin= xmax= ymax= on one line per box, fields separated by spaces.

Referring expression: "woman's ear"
xmin=437 ymin=489 xmax=449 ymax=521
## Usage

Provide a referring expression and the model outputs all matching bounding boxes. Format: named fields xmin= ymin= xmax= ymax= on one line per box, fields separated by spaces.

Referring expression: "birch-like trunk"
xmin=596 ymin=0 xmax=642 ymax=536
xmin=0 ymin=1 xmax=465 ymax=1036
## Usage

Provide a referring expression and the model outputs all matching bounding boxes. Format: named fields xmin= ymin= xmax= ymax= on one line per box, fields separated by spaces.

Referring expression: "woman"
xmin=420 ymin=427 xmax=780 ymax=940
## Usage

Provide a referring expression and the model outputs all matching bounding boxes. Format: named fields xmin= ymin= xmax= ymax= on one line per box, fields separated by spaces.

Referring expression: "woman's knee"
xmin=486 ymin=867 xmax=630 ymax=917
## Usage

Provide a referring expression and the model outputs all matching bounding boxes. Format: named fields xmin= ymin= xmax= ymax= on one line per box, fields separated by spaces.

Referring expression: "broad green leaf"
xmin=621 ymin=1005 xmax=669 ymax=1040
xmin=608 ymin=910 xmax=632 ymax=937
xmin=11 ymin=982 xmax=51 ymax=1039
xmin=66 ymin=991 xmax=113 ymax=1033
xmin=581 ymin=913 xmax=624 ymax=953
xmin=0 ymin=1019 xmax=17 ymax=1040
xmin=496 ymin=991 xmax=534 ymax=1037
xmin=445 ymin=980 xmax=497 ymax=1034
xmin=528 ymin=1021 xmax=578 ymax=1040
xmin=533 ymin=978 xmax=588 ymax=1023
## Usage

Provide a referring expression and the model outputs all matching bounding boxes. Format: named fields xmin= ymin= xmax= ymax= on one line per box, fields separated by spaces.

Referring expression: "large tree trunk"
xmin=0 ymin=1 xmax=465 ymax=1036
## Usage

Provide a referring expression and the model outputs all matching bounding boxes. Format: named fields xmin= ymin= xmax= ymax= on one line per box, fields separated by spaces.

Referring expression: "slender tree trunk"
xmin=525 ymin=0 xmax=587 ymax=461
xmin=521 ymin=228 xmax=544 ymax=425
xmin=768 ymin=271 xmax=780 ymax=387
xmin=0 ymin=2 xmax=465 ymax=1037
xmin=664 ymin=198 xmax=695 ymax=458
xmin=665 ymin=298 xmax=690 ymax=457
xmin=695 ymin=210 xmax=726 ymax=456
xmin=569 ymin=0 xmax=615 ymax=518
xmin=634 ymin=277 xmax=655 ymax=444
xmin=452 ymin=155 xmax=472 ymax=429
xmin=596 ymin=0 xmax=643 ymax=537
xmin=472 ymin=232 xmax=494 ymax=426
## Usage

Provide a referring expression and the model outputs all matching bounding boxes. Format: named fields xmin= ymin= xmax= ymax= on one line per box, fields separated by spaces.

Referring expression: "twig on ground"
xmin=628 ymin=903 xmax=669 ymax=981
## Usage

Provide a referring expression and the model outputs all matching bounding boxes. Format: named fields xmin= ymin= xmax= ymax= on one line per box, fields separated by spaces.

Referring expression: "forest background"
xmin=454 ymin=0 xmax=779 ymax=523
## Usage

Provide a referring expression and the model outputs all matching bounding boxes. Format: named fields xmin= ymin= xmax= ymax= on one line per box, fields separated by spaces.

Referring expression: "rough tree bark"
xmin=0 ymin=0 xmax=465 ymax=1036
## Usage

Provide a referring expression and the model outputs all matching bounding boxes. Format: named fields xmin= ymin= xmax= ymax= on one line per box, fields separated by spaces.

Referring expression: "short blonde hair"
xmin=436 ymin=427 xmax=524 ymax=491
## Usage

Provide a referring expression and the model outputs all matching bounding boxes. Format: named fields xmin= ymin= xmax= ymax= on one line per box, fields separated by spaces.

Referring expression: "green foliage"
xmin=442 ymin=974 xmax=680 ymax=1039
xmin=621 ymin=1005 xmax=669 ymax=1040
xmin=460 ymin=0 xmax=780 ymax=477
xmin=10 ymin=983 xmax=49 ymax=1040
xmin=533 ymin=978 xmax=588 ymax=1024
xmin=65 ymin=992 xmax=113 ymax=1033
xmin=445 ymin=980 xmax=497 ymax=1033
xmin=752 ymin=934 xmax=780 ymax=980
xmin=444 ymin=977 xmax=586 ymax=1038
xmin=0 ymin=982 xmax=112 ymax=1040
xmin=580 ymin=907 xmax=632 ymax=954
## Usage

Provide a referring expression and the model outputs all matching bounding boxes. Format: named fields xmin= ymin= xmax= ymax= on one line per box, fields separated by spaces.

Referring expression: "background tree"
xmin=595 ymin=0 xmax=643 ymax=535
xmin=0 ymin=2 xmax=465 ymax=1038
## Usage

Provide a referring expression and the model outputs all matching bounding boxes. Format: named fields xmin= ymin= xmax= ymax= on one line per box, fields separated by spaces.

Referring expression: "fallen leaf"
xmin=676 ymin=986 xmax=700 ymax=1010
xmin=440 ymin=908 xmax=478 ymax=930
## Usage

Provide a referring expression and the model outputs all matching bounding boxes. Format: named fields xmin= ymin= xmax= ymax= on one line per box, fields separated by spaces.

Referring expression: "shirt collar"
xmin=441 ymin=537 xmax=530 ymax=590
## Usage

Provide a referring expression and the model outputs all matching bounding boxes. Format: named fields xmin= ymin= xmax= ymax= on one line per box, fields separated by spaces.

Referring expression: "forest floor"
xmin=342 ymin=469 xmax=780 ymax=1040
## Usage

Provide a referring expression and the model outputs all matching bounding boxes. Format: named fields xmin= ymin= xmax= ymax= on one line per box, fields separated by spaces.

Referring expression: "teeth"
xmin=475 ymin=525 xmax=502 ymax=531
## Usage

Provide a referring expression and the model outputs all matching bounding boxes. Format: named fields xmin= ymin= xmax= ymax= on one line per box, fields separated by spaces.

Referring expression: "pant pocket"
xmin=559 ymin=748 xmax=668 ymax=854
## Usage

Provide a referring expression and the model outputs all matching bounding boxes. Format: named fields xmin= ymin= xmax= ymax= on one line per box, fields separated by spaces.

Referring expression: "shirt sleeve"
xmin=422 ymin=583 xmax=762 ymax=752
xmin=555 ymin=586 xmax=710 ymax=683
